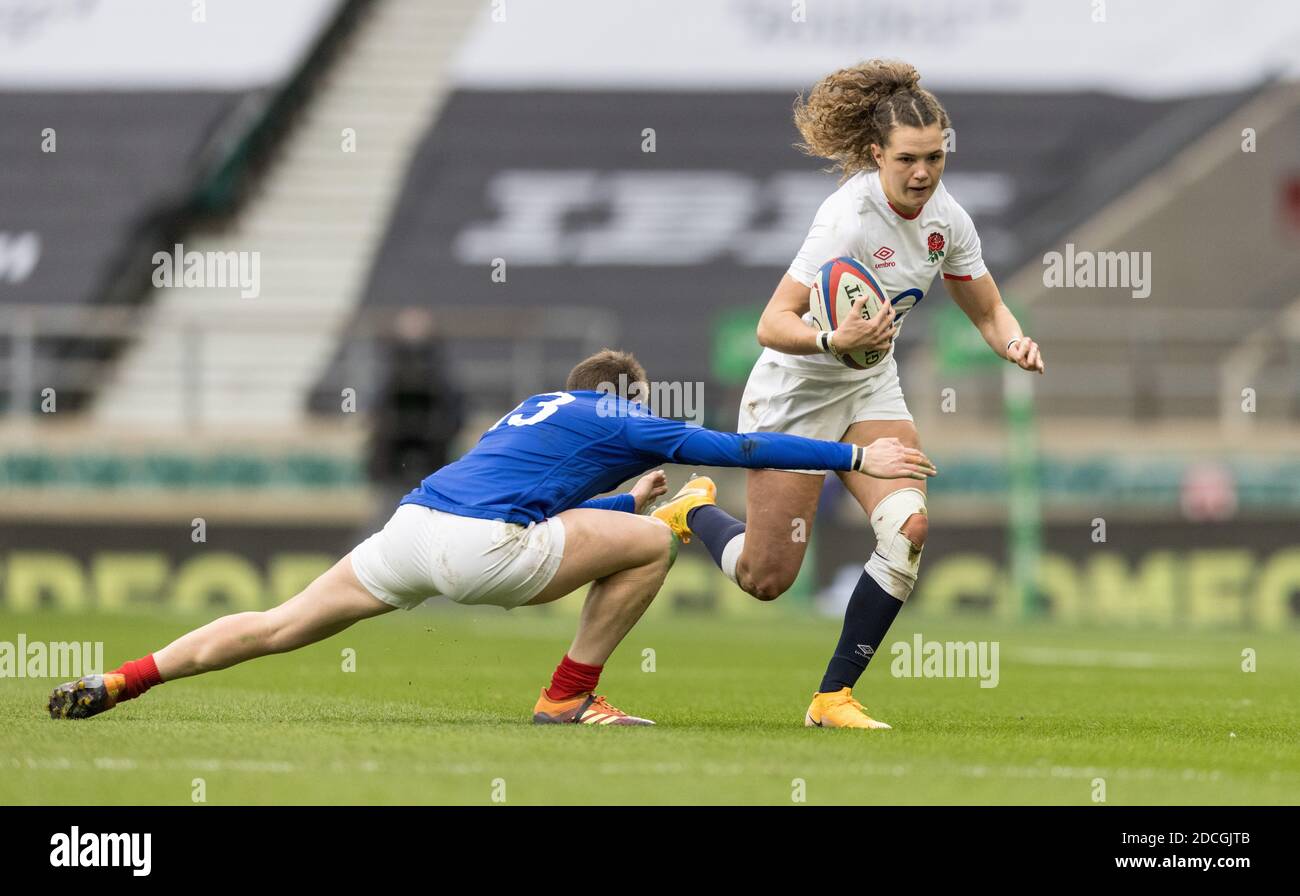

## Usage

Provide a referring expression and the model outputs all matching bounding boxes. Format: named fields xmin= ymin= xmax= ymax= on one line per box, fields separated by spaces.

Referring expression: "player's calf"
xmin=48 ymin=558 xmax=391 ymax=720
xmin=812 ymin=487 xmax=928 ymax=714
xmin=526 ymin=512 xmax=671 ymax=727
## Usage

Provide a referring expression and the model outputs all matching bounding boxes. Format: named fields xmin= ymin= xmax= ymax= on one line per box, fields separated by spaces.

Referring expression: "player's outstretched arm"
xmin=684 ymin=429 xmax=935 ymax=480
xmin=624 ymin=414 xmax=935 ymax=480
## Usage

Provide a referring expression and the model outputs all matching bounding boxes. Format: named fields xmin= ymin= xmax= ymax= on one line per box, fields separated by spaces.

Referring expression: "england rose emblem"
xmin=927 ymin=231 xmax=945 ymax=263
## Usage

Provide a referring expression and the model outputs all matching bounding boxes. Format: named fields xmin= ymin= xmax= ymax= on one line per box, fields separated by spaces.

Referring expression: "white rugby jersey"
xmin=764 ymin=169 xmax=988 ymax=380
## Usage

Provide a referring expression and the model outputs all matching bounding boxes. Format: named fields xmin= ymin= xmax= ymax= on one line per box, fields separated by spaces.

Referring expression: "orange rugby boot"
xmin=804 ymin=687 xmax=892 ymax=730
xmin=532 ymin=689 xmax=655 ymax=726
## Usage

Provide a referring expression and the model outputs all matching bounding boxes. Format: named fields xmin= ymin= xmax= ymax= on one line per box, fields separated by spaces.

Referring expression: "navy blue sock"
xmin=686 ymin=505 xmax=746 ymax=569
xmin=818 ymin=567 xmax=904 ymax=693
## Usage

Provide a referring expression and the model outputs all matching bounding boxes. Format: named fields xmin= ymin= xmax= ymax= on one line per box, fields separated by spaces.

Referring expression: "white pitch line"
xmin=11 ymin=756 xmax=1294 ymax=787
xmin=12 ymin=757 xmax=305 ymax=774
xmin=1008 ymin=647 xmax=1199 ymax=669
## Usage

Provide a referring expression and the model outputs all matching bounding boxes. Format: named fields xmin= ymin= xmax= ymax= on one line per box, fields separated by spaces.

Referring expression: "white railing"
xmin=1219 ymin=295 xmax=1300 ymax=430
xmin=919 ymin=303 xmax=1299 ymax=423
xmin=0 ymin=303 xmax=619 ymax=429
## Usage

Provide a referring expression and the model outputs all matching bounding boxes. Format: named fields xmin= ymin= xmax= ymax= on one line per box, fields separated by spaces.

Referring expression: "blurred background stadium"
xmin=2 ymin=0 xmax=1299 ymax=635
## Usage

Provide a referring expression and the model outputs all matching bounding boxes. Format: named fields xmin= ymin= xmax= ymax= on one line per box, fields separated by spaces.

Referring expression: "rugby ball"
xmin=808 ymin=256 xmax=891 ymax=370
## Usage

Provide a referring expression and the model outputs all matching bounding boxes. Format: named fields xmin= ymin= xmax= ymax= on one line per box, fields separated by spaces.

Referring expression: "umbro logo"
xmin=873 ymin=246 xmax=895 ymax=261
xmin=856 ymin=644 xmax=874 ymax=659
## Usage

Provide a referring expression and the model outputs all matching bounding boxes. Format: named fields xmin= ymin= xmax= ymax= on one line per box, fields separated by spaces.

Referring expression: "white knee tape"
xmin=864 ymin=487 xmax=927 ymax=601
xmin=720 ymin=532 xmax=744 ymax=586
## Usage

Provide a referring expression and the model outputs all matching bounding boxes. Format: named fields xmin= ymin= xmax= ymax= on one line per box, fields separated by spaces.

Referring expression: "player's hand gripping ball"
xmin=808 ymin=256 xmax=893 ymax=370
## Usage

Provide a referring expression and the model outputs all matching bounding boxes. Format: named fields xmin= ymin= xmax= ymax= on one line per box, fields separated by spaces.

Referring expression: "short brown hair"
xmin=793 ymin=59 xmax=950 ymax=179
xmin=565 ymin=349 xmax=647 ymax=398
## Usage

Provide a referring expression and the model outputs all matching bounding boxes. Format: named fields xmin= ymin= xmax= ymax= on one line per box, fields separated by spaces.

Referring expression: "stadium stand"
xmin=0 ymin=91 xmax=240 ymax=413
xmin=92 ymin=0 xmax=483 ymax=426
xmin=2 ymin=0 xmax=1296 ymax=521
xmin=1005 ymin=82 xmax=1300 ymax=423
xmin=347 ymin=87 xmax=1259 ymax=408
xmin=0 ymin=0 xmax=355 ymax=415
xmin=1 ymin=0 xmax=1297 ymax=634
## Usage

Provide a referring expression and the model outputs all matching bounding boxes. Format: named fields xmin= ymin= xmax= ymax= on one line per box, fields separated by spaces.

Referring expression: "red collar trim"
xmin=886 ymin=199 xmax=924 ymax=220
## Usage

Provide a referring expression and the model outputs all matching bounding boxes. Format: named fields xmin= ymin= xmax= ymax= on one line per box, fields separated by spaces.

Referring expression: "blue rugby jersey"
xmin=400 ymin=390 xmax=855 ymax=524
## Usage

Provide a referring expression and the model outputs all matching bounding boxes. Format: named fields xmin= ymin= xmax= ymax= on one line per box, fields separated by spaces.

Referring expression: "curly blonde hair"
xmin=793 ymin=59 xmax=950 ymax=178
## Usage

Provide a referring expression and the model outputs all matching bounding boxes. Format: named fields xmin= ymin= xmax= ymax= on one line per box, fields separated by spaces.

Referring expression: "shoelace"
xmin=830 ymin=693 xmax=869 ymax=715
xmin=589 ymin=695 xmax=625 ymax=716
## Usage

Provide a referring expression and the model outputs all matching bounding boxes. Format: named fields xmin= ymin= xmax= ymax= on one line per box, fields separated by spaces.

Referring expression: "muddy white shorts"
xmin=737 ymin=355 xmax=913 ymax=475
xmin=350 ymin=504 xmax=566 ymax=610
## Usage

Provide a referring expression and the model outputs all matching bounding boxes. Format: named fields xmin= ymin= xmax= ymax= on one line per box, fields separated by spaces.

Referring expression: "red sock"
xmin=544 ymin=654 xmax=602 ymax=702
xmin=112 ymin=655 xmax=163 ymax=701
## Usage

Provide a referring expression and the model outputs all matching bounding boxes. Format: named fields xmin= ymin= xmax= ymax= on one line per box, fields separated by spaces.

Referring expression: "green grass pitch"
xmin=2 ymin=607 xmax=1297 ymax=805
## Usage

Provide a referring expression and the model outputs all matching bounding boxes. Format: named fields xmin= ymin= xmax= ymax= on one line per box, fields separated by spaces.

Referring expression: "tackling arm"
xmin=624 ymin=412 xmax=855 ymax=472
xmin=622 ymin=413 xmax=935 ymax=480
xmin=675 ymin=428 xmax=861 ymax=472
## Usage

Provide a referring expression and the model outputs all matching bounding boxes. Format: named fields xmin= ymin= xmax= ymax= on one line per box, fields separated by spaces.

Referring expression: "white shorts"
xmin=350 ymin=504 xmax=566 ymax=610
xmin=737 ymin=355 xmax=913 ymax=475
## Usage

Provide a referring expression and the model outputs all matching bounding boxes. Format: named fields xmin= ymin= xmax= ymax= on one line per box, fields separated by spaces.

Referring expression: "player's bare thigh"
xmin=734 ymin=468 xmax=825 ymax=601
xmin=524 ymin=508 xmax=673 ymax=606
xmin=148 ymin=554 xmax=395 ymax=683
xmin=838 ymin=419 xmax=928 ymax=540
xmin=271 ymin=554 xmax=395 ymax=633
